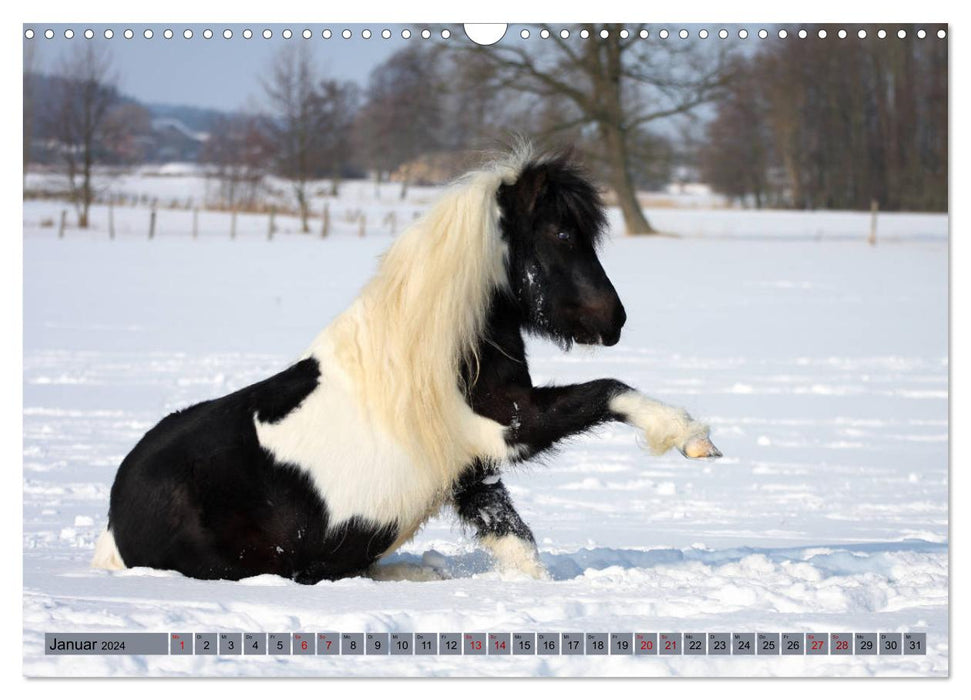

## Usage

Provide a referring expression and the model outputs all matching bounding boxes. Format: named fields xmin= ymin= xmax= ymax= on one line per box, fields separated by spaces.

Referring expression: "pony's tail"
xmin=91 ymin=526 xmax=126 ymax=570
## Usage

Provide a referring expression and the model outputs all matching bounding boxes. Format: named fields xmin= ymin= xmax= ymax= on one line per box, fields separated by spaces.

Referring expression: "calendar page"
xmin=21 ymin=19 xmax=949 ymax=678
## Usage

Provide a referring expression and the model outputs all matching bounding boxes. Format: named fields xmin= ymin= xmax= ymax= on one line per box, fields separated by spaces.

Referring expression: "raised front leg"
xmin=499 ymin=380 xmax=721 ymax=461
xmin=452 ymin=462 xmax=548 ymax=579
xmin=609 ymin=389 xmax=722 ymax=459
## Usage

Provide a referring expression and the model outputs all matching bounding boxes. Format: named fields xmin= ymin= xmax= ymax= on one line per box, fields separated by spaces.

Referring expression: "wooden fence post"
xmin=230 ymin=208 xmax=237 ymax=240
xmin=192 ymin=207 xmax=199 ymax=239
xmin=868 ymin=199 xmax=878 ymax=246
xmin=108 ymin=196 xmax=115 ymax=240
xmin=149 ymin=206 xmax=157 ymax=240
xmin=58 ymin=210 xmax=66 ymax=239
xmin=321 ymin=203 xmax=330 ymax=238
xmin=268 ymin=207 xmax=276 ymax=240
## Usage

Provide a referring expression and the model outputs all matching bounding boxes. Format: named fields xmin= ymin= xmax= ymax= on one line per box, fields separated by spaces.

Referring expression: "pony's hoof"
xmin=680 ymin=435 xmax=723 ymax=459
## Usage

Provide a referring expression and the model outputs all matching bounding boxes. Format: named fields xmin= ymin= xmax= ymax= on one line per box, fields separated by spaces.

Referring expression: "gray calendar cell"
xmin=610 ymin=633 xmax=633 ymax=655
xmin=635 ymin=633 xmax=658 ymax=655
xmin=830 ymin=633 xmax=852 ymax=655
xmin=904 ymin=633 xmax=926 ymax=655
xmin=219 ymin=633 xmax=242 ymax=655
xmin=513 ymin=633 xmax=536 ymax=655
xmin=170 ymin=633 xmax=192 ymax=655
xmin=489 ymin=633 xmax=511 ymax=655
xmin=194 ymin=633 xmax=216 ymax=655
xmin=415 ymin=633 xmax=437 ymax=655
xmin=684 ymin=633 xmax=706 ymax=655
xmin=244 ymin=633 xmax=266 ymax=655
xmin=464 ymin=633 xmax=486 ymax=655
xmin=366 ymin=632 xmax=389 ymax=655
xmin=561 ymin=633 xmax=584 ymax=655
xmin=292 ymin=633 xmax=314 ymax=655
xmin=44 ymin=633 xmax=169 ymax=656
xmin=806 ymin=633 xmax=828 ymax=655
xmin=390 ymin=633 xmax=413 ymax=655
xmin=341 ymin=633 xmax=364 ymax=655
xmin=732 ymin=633 xmax=755 ymax=655
xmin=316 ymin=633 xmax=339 ymax=655
xmin=537 ymin=633 xmax=560 ymax=655
xmin=659 ymin=633 xmax=682 ymax=655
xmin=268 ymin=633 xmax=290 ymax=655
xmin=782 ymin=633 xmax=804 ymax=655
xmin=708 ymin=633 xmax=731 ymax=656
xmin=855 ymin=633 xmax=877 ymax=655
xmin=439 ymin=633 xmax=462 ymax=656
xmin=879 ymin=633 xmax=902 ymax=655
xmin=757 ymin=633 xmax=780 ymax=655
xmin=586 ymin=633 xmax=608 ymax=655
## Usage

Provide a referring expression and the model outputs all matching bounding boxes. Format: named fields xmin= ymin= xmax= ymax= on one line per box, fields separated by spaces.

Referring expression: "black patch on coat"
xmin=107 ymin=357 xmax=398 ymax=584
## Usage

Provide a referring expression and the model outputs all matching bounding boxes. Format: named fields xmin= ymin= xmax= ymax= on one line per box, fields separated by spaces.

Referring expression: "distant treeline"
xmin=701 ymin=29 xmax=947 ymax=212
xmin=24 ymin=24 xmax=947 ymax=235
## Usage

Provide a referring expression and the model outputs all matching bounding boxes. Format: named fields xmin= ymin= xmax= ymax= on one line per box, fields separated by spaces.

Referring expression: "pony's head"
xmin=497 ymin=155 xmax=627 ymax=347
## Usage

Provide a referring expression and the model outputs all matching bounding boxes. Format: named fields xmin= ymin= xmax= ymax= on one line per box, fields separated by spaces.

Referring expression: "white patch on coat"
xmin=90 ymin=527 xmax=126 ymax=570
xmin=256 ymin=337 xmax=519 ymax=557
xmin=609 ymin=390 xmax=710 ymax=455
xmin=258 ymin=151 xmax=541 ymax=557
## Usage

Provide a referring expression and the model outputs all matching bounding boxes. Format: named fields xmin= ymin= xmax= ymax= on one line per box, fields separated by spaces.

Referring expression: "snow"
xmin=22 ymin=192 xmax=947 ymax=677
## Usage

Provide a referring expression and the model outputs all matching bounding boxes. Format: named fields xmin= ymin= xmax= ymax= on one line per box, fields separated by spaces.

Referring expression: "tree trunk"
xmin=596 ymin=33 xmax=655 ymax=236
xmin=601 ymin=122 xmax=655 ymax=235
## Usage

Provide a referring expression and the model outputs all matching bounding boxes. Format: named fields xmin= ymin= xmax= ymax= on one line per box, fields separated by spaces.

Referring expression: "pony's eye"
xmin=557 ymin=231 xmax=571 ymax=241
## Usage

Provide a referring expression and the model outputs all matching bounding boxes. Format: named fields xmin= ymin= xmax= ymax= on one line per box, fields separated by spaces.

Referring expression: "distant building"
xmin=149 ymin=118 xmax=209 ymax=163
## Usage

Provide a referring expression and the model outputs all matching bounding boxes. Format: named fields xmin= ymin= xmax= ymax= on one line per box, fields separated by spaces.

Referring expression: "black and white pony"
xmin=92 ymin=148 xmax=721 ymax=583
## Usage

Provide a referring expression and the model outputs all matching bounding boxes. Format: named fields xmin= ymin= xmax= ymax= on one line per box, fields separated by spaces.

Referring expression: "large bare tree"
xmin=457 ymin=24 xmax=731 ymax=234
xmin=51 ymin=42 xmax=117 ymax=228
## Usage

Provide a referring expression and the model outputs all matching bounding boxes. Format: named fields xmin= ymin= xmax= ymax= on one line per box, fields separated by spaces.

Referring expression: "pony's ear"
xmin=519 ymin=167 xmax=548 ymax=213
xmin=499 ymin=167 xmax=547 ymax=214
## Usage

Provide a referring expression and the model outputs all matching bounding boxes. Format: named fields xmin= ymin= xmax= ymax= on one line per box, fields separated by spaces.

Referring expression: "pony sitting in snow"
xmin=92 ymin=147 xmax=721 ymax=583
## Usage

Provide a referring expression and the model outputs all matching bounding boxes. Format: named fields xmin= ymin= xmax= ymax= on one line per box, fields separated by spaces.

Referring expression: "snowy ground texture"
xmin=23 ymin=196 xmax=948 ymax=677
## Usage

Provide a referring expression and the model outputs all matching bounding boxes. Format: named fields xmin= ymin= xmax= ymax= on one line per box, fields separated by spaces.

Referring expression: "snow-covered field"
xmin=22 ymin=194 xmax=948 ymax=677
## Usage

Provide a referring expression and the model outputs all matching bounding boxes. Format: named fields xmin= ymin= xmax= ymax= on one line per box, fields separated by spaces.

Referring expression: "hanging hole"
xmin=463 ymin=24 xmax=507 ymax=45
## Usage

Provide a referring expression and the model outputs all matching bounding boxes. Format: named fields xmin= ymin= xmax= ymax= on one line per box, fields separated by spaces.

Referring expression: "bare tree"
xmin=356 ymin=45 xmax=444 ymax=199
xmin=23 ymin=40 xmax=38 ymax=189
xmin=455 ymin=24 xmax=732 ymax=234
xmin=315 ymin=79 xmax=360 ymax=196
xmin=262 ymin=44 xmax=325 ymax=232
xmin=202 ymin=114 xmax=273 ymax=210
xmin=51 ymin=43 xmax=117 ymax=228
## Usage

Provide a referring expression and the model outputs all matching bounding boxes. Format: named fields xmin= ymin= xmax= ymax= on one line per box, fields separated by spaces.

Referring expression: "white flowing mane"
xmin=316 ymin=149 xmax=534 ymax=480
